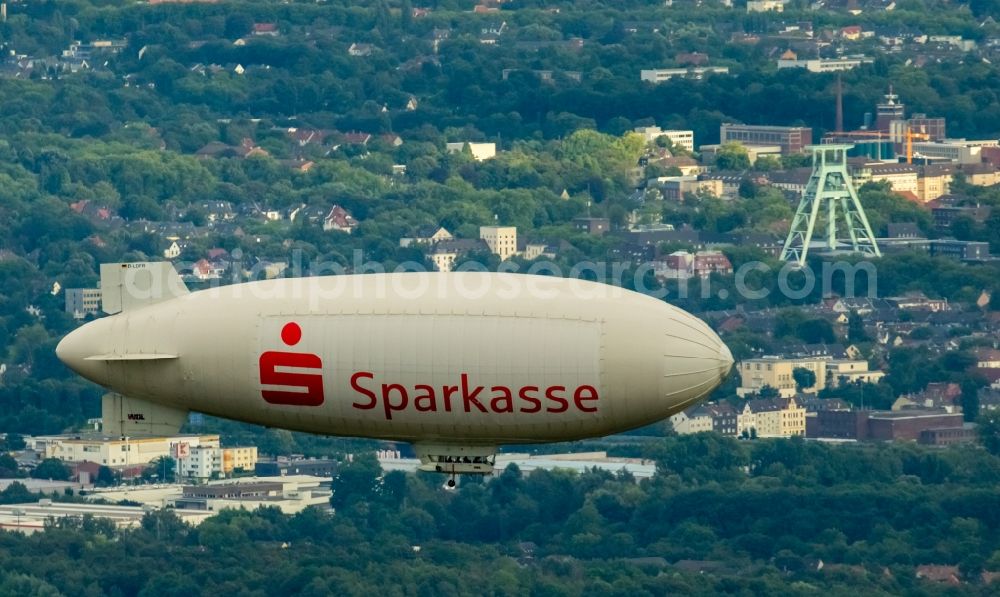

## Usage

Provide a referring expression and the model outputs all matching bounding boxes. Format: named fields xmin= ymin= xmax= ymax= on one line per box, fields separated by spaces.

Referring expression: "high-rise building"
xmin=479 ymin=226 xmax=518 ymax=261
xmin=875 ymin=87 xmax=905 ymax=132
xmin=65 ymin=288 xmax=102 ymax=319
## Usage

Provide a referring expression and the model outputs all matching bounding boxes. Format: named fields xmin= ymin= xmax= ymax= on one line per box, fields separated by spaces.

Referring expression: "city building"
xmin=825 ymin=360 xmax=885 ymax=386
xmin=479 ymin=226 xmax=518 ymax=260
xmin=854 ymin=163 xmax=919 ymax=194
xmin=649 ymin=175 xmax=724 ymax=201
xmin=177 ymin=445 xmax=258 ymax=480
xmin=254 ymin=458 xmax=338 ymax=477
xmin=571 ymin=217 xmax=610 ymax=236
xmin=930 ymin=239 xmax=990 ymax=261
xmin=918 ymin=425 xmax=978 ymax=446
xmin=746 ymin=0 xmax=786 ymax=12
xmin=29 ymin=434 xmax=220 ymax=469
xmin=867 ymin=411 xmax=966 ymax=441
xmin=0 ymin=501 xmax=213 ymax=535
xmin=671 ymin=403 xmax=739 ymax=436
xmin=82 ymin=475 xmax=333 ymax=515
xmin=931 ymin=205 xmax=992 ymax=231
xmin=737 ymin=357 xmax=827 ymax=397
xmin=65 ymin=288 xmax=102 ymax=319
xmin=805 ymin=409 xmax=868 ymax=440
xmin=428 ymin=238 xmax=490 ymax=272
xmin=652 ymin=250 xmax=733 ymax=279
xmin=906 ymin=115 xmax=947 ymax=141
xmin=741 ymin=397 xmax=806 ymax=437
xmin=719 ymin=124 xmax=812 ymax=154
xmin=776 ymin=56 xmax=873 ymax=73
xmin=640 ymin=67 xmax=730 ymax=83
xmin=670 ymin=407 xmax=714 ymax=434
xmin=173 ymin=478 xmax=330 ymax=513
xmin=699 ymin=144 xmax=782 ymax=165
xmin=399 ymin=226 xmax=453 ymax=248
xmin=807 ymin=409 xmax=967 ymax=441
xmin=913 ymin=140 xmax=995 ymax=165
xmin=633 ymin=127 xmax=695 ymax=152
xmin=876 ymin=88 xmax=905 ymax=132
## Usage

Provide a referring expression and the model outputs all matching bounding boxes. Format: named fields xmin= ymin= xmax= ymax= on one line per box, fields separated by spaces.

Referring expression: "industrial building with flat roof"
xmin=83 ymin=476 xmax=332 ymax=514
xmin=806 ymin=410 xmax=972 ymax=444
xmin=719 ymin=123 xmax=812 ymax=154
xmin=0 ymin=500 xmax=213 ymax=535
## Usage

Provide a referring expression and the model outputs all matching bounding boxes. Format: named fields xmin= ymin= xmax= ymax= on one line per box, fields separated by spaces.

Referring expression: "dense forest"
xmin=1 ymin=437 xmax=1000 ymax=594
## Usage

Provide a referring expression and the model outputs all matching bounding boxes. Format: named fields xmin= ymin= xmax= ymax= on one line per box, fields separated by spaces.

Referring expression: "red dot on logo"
xmin=281 ymin=322 xmax=302 ymax=346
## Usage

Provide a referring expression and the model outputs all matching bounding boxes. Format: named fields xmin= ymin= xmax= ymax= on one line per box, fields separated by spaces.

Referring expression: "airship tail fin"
xmin=102 ymin=393 xmax=188 ymax=438
xmin=100 ymin=262 xmax=189 ymax=314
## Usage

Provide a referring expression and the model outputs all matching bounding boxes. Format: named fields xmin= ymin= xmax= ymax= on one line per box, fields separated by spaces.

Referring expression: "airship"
xmin=57 ymin=262 xmax=733 ymax=482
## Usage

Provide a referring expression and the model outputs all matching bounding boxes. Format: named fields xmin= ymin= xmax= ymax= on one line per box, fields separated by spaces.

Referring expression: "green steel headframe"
xmin=779 ymin=144 xmax=881 ymax=266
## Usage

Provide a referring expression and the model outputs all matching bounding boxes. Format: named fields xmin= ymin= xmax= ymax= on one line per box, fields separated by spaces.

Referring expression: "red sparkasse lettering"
xmin=490 ymin=386 xmax=514 ymax=413
xmin=545 ymin=385 xmax=568 ymax=413
xmin=413 ymin=384 xmax=436 ymax=412
xmin=350 ymin=371 xmax=376 ymax=409
xmin=442 ymin=385 xmax=458 ymax=412
xmin=345 ymin=371 xmax=599 ymax=417
xmin=519 ymin=385 xmax=541 ymax=413
xmin=259 ymin=351 xmax=325 ymax=406
xmin=381 ymin=383 xmax=408 ymax=420
xmin=461 ymin=373 xmax=487 ymax=413
xmin=574 ymin=385 xmax=599 ymax=412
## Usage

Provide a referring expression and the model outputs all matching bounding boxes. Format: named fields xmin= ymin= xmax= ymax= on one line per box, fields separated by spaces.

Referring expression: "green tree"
xmin=30 ymin=458 xmax=70 ymax=481
xmin=330 ymin=453 xmax=381 ymax=511
xmin=792 ymin=367 xmax=817 ymax=392
xmin=977 ymin=411 xmax=1000 ymax=456
xmin=0 ymin=453 xmax=18 ymax=478
xmin=847 ymin=310 xmax=868 ymax=342
xmin=142 ymin=456 xmax=176 ymax=483
xmin=714 ymin=142 xmax=751 ymax=171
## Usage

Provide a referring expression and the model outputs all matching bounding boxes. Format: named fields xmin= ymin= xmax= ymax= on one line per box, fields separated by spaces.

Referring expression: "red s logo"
xmin=259 ymin=322 xmax=325 ymax=406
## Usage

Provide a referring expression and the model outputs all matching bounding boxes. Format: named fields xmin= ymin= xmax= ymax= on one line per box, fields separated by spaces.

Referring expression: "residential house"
xmin=740 ymin=397 xmax=806 ymax=437
xmin=348 ymin=43 xmax=374 ymax=57
xmin=163 ymin=241 xmax=184 ymax=259
xmin=288 ymin=204 xmax=328 ymax=224
xmin=446 ymin=142 xmax=496 ymax=161
xmin=893 ymin=382 xmax=961 ymax=412
xmin=341 ymin=132 xmax=372 ymax=146
xmin=429 ymin=239 xmax=490 ymax=272
xmin=825 ymin=359 xmax=885 ymax=386
xmin=322 ymin=205 xmax=359 ymax=233
xmin=286 ymin=128 xmax=334 ymax=148
xmin=707 ymin=403 xmax=738 ymax=435
xmin=974 ymin=347 xmax=1000 ymax=369
xmin=747 ymin=0 xmax=786 ymax=12
xmin=198 ymin=200 xmax=236 ymax=223
xmin=195 ymin=138 xmax=268 ymax=160
xmin=252 ymin=23 xmax=279 ymax=36
xmin=400 ymin=226 xmax=454 ymax=248
xmin=670 ymin=407 xmax=714 ymax=434
xmin=653 ymin=250 xmax=733 ymax=280
xmin=191 ymin=259 xmax=226 ymax=281
xmin=69 ymin=200 xmax=118 ymax=224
